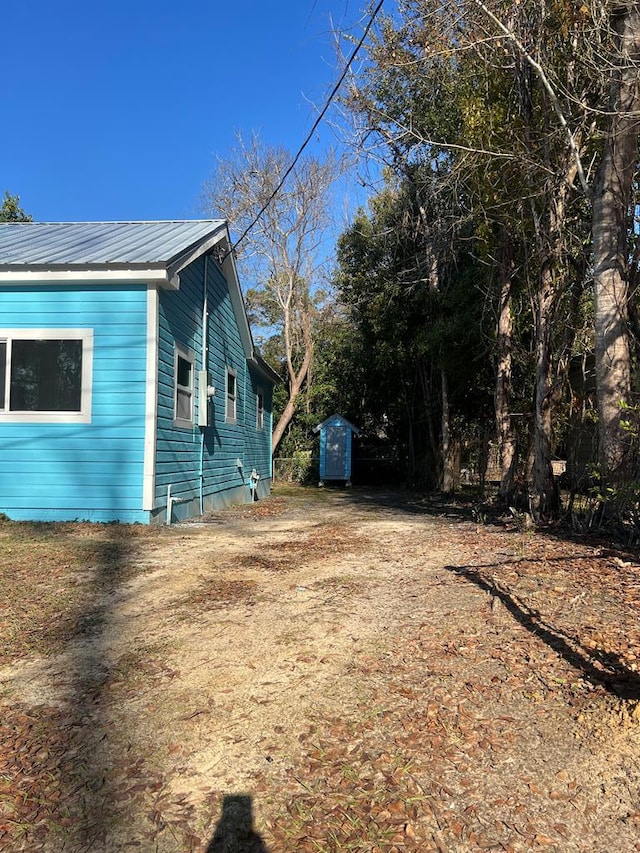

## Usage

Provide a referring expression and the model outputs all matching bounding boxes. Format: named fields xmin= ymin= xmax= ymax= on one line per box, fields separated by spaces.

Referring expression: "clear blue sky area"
xmin=2 ymin=0 xmax=370 ymax=222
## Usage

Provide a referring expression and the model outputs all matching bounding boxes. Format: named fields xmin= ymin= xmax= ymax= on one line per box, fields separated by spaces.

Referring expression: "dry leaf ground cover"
xmin=1 ymin=485 xmax=640 ymax=852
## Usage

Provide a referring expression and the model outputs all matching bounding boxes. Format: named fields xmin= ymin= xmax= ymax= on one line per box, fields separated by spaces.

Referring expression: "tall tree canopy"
xmin=326 ymin=0 xmax=640 ymax=519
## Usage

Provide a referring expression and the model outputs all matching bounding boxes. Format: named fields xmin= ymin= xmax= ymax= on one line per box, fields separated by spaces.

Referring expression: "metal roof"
xmin=0 ymin=220 xmax=226 ymax=266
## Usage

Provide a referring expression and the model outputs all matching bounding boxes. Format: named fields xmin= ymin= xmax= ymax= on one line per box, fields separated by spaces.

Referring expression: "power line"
xmin=228 ymin=0 xmax=385 ymax=257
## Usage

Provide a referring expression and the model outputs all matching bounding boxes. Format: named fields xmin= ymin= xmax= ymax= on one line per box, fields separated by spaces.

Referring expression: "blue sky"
xmin=2 ymin=0 xmax=374 ymax=223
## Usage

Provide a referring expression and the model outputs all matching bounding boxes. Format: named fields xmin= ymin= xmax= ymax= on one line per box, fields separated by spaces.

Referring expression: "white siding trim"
xmin=166 ymin=227 xmax=227 ymax=279
xmin=142 ymin=286 xmax=158 ymax=510
xmin=0 ymin=268 xmax=178 ymax=288
xmin=0 ymin=327 xmax=93 ymax=423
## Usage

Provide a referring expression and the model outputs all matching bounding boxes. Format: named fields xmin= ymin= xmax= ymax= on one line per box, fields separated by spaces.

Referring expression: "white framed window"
xmin=0 ymin=328 xmax=93 ymax=423
xmin=174 ymin=345 xmax=194 ymax=428
xmin=256 ymin=388 xmax=264 ymax=430
xmin=226 ymin=367 xmax=237 ymax=423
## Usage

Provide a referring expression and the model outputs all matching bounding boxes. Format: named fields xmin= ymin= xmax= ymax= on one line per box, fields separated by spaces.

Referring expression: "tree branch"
xmin=471 ymin=0 xmax=591 ymax=198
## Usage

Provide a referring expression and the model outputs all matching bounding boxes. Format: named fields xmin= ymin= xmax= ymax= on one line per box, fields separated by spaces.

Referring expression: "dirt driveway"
xmin=1 ymin=485 xmax=640 ymax=852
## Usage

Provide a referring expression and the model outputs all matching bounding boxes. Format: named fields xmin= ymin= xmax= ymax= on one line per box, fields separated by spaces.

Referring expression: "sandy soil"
xmin=1 ymin=486 xmax=640 ymax=851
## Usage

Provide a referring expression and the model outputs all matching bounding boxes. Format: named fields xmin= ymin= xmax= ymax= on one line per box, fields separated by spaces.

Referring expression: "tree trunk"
xmin=495 ymin=244 xmax=517 ymax=503
xmin=591 ymin=6 xmax=640 ymax=488
xmin=419 ymin=361 xmax=441 ymax=488
xmin=272 ymin=299 xmax=313 ymax=453
xmin=531 ymin=260 xmax=560 ymax=520
xmin=441 ymin=369 xmax=455 ymax=493
xmin=271 ymin=349 xmax=311 ymax=453
xmin=528 ymin=138 xmax=578 ymax=520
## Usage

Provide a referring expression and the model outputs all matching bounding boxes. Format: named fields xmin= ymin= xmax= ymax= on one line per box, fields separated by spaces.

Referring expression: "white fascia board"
xmin=0 ymin=267 xmax=177 ymax=287
xmin=166 ymin=224 xmax=228 ymax=280
xmin=142 ymin=284 xmax=159 ymax=511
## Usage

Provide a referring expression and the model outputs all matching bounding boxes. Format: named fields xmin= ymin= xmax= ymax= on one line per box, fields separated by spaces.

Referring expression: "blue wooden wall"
xmin=154 ymin=256 xmax=273 ymax=522
xmin=0 ymin=283 xmax=148 ymax=522
xmin=0 ymin=258 xmax=274 ymax=524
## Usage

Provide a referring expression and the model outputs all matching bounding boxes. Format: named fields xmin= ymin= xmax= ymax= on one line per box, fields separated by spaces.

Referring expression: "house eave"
xmin=0 ymin=266 xmax=178 ymax=288
xmin=249 ymin=352 xmax=281 ymax=385
xmin=166 ymin=223 xmax=228 ymax=280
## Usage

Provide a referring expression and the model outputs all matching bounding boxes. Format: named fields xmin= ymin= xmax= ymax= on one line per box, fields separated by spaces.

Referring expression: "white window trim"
xmin=0 ymin=328 xmax=93 ymax=424
xmin=256 ymin=387 xmax=265 ymax=430
xmin=173 ymin=344 xmax=195 ymax=429
xmin=226 ymin=367 xmax=237 ymax=424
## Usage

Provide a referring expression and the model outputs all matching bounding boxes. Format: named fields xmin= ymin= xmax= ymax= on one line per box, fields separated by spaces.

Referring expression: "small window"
xmin=0 ymin=329 xmax=92 ymax=423
xmin=226 ymin=368 xmax=237 ymax=422
xmin=174 ymin=346 xmax=194 ymax=427
xmin=256 ymin=389 xmax=264 ymax=430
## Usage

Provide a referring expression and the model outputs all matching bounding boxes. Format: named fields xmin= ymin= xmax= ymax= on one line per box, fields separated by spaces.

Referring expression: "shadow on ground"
xmin=69 ymin=525 xmax=136 ymax=849
xmin=446 ymin=560 xmax=640 ymax=700
xmin=206 ymin=794 xmax=270 ymax=853
xmin=288 ymin=484 xmax=640 ymax=560
xmin=286 ymin=483 xmax=481 ymax=522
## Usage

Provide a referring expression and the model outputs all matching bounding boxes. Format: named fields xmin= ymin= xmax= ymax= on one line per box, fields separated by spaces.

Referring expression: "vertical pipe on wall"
xmin=199 ymin=255 xmax=209 ymax=516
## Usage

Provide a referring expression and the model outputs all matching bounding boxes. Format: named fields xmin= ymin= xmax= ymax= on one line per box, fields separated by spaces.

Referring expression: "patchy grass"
xmin=310 ymin=575 xmax=367 ymax=595
xmin=176 ymin=577 xmax=259 ymax=616
xmin=3 ymin=489 xmax=640 ymax=852
xmin=0 ymin=520 xmax=170 ymax=664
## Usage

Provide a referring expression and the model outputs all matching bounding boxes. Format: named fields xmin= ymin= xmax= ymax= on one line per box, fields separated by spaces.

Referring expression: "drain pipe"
xmin=166 ymin=484 xmax=188 ymax=525
xmin=199 ymin=435 xmax=205 ymax=516
xmin=199 ymin=255 xmax=209 ymax=515
xmin=249 ymin=469 xmax=260 ymax=501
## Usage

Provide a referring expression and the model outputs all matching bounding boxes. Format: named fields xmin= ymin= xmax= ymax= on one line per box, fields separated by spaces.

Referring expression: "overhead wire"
xmin=227 ymin=0 xmax=385 ymax=258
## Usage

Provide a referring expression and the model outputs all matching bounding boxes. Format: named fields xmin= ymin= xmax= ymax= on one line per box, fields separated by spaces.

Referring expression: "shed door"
xmin=325 ymin=426 xmax=347 ymax=478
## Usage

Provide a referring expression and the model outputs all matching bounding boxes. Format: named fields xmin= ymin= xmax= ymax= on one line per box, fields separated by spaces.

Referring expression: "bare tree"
xmin=591 ymin=4 xmax=640 ymax=489
xmin=494 ymin=229 xmax=518 ymax=503
xmin=202 ymin=135 xmax=341 ymax=453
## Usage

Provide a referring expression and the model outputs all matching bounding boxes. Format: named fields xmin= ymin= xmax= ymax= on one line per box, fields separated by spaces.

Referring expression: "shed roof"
xmin=313 ymin=414 xmax=360 ymax=435
xmin=0 ymin=220 xmax=226 ymax=267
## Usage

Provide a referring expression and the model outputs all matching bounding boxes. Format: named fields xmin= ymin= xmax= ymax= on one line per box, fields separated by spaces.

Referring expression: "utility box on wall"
xmin=198 ymin=370 xmax=216 ymax=427
xmin=313 ymin=414 xmax=360 ymax=486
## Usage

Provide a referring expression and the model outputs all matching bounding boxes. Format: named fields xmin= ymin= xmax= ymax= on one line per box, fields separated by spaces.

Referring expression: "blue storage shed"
xmin=0 ymin=220 xmax=279 ymax=523
xmin=314 ymin=414 xmax=360 ymax=486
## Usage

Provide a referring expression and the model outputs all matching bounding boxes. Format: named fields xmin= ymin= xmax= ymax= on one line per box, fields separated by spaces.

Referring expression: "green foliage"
xmin=330 ymin=166 xmax=494 ymax=486
xmin=0 ymin=191 xmax=32 ymax=222
xmin=338 ymin=0 xmax=610 ymax=504
xmin=274 ymin=450 xmax=317 ymax=485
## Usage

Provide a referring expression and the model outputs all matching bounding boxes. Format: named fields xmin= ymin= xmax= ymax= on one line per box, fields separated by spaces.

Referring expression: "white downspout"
xmin=199 ymin=255 xmax=209 ymax=515
xmin=166 ymin=483 xmax=188 ymax=525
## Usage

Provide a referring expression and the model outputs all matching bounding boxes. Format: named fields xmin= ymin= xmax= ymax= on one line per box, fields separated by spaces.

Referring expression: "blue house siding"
xmin=153 ymin=256 xmax=273 ymax=522
xmin=0 ymin=284 xmax=149 ymax=522
xmin=202 ymin=259 xmax=251 ymax=509
xmin=155 ymin=260 xmax=203 ymax=520
xmin=243 ymin=363 xmax=273 ymax=497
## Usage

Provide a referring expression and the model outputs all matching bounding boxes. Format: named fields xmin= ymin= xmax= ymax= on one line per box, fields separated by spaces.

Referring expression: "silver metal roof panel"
xmin=0 ymin=220 xmax=227 ymax=266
